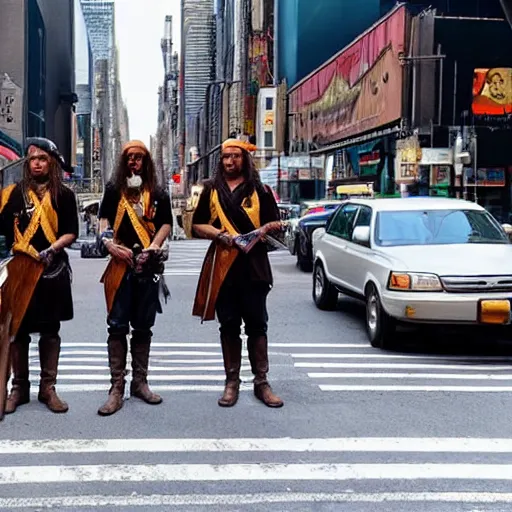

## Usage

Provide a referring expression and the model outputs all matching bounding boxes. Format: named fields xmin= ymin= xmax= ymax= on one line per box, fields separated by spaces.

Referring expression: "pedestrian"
xmin=192 ymin=138 xmax=284 ymax=408
xmin=97 ymin=140 xmax=172 ymax=416
xmin=0 ymin=137 xmax=78 ymax=414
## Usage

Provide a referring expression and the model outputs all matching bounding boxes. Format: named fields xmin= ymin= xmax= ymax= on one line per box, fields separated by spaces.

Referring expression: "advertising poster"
xmin=472 ymin=68 xmax=512 ymax=116
xmin=289 ymin=6 xmax=407 ymax=146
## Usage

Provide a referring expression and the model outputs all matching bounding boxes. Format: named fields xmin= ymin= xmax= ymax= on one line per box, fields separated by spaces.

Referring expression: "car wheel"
xmin=312 ymin=262 xmax=338 ymax=310
xmin=297 ymin=242 xmax=313 ymax=272
xmin=365 ymin=283 xmax=396 ymax=349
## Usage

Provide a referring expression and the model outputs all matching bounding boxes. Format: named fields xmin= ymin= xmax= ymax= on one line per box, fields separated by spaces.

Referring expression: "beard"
xmin=126 ymin=173 xmax=143 ymax=190
xmin=31 ymin=173 xmax=50 ymax=184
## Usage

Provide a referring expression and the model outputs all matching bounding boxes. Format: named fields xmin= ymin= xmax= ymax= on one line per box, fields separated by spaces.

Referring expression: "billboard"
xmin=289 ymin=5 xmax=408 ymax=147
xmin=472 ymin=68 xmax=512 ymax=116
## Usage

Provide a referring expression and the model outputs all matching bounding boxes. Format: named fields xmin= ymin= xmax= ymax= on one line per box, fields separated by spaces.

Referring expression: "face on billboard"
xmin=472 ymin=68 xmax=512 ymax=116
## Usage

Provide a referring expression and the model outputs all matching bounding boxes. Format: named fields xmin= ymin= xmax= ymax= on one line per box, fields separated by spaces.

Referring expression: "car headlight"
xmin=388 ymin=272 xmax=443 ymax=292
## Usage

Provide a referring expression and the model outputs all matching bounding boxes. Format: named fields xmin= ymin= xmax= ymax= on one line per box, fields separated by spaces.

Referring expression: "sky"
xmin=115 ymin=0 xmax=181 ymax=148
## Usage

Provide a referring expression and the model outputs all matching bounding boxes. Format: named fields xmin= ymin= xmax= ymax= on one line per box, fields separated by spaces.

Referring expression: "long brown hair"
xmin=21 ymin=156 xmax=63 ymax=204
xmin=213 ymin=149 xmax=264 ymax=194
xmin=112 ymin=151 xmax=157 ymax=197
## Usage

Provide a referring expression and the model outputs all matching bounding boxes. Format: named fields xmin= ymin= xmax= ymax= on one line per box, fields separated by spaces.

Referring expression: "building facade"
xmin=80 ymin=0 xmax=114 ymax=60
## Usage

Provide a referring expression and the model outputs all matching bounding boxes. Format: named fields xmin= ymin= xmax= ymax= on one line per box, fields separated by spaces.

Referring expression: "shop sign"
xmin=289 ymin=6 xmax=407 ymax=146
xmin=430 ymin=165 xmax=451 ymax=186
xmin=0 ymin=73 xmax=22 ymax=139
xmin=463 ymin=167 xmax=506 ymax=187
xmin=299 ymin=169 xmax=311 ymax=180
xmin=395 ymin=136 xmax=421 ymax=184
xmin=420 ymin=148 xmax=453 ymax=165
xmin=472 ymin=68 xmax=512 ymax=117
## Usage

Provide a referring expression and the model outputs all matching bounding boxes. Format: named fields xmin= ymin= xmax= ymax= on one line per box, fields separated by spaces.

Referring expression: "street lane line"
xmin=57 ymin=343 xmax=366 ymax=348
xmin=3 ymin=437 xmax=512 ymax=454
xmin=293 ymin=353 xmax=512 ymax=360
xmin=297 ymin=363 xmax=512 ymax=370
xmin=319 ymin=385 xmax=512 ymax=392
xmin=27 ymin=384 xmax=232 ymax=392
xmin=57 ymin=350 xmax=220 ymax=356
xmin=26 ymin=374 xmax=228 ymax=382
xmin=35 ymin=365 xmax=251 ymax=372
xmin=1 ymin=463 xmax=512 ymax=483
xmin=309 ymin=372 xmax=512 ymax=380
xmin=3 ymin=492 xmax=512 ymax=508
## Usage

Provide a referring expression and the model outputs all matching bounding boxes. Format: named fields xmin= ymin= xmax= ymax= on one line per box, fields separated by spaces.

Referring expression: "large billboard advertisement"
xmin=289 ymin=5 xmax=408 ymax=147
xmin=472 ymin=68 xmax=512 ymax=116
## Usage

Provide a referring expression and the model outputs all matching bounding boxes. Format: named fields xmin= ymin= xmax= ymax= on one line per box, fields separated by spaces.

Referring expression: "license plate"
xmin=479 ymin=300 xmax=511 ymax=325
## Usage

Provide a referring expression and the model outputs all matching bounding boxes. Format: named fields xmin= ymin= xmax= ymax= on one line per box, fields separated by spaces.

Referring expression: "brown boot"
xmin=98 ymin=334 xmax=127 ymax=416
xmin=218 ymin=333 xmax=242 ymax=407
xmin=5 ymin=337 xmax=31 ymax=414
xmin=38 ymin=334 xmax=68 ymax=413
xmin=248 ymin=335 xmax=283 ymax=408
xmin=129 ymin=331 xmax=162 ymax=405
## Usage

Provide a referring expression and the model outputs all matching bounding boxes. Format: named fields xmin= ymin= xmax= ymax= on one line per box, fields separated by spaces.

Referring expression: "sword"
xmin=202 ymin=242 xmax=218 ymax=324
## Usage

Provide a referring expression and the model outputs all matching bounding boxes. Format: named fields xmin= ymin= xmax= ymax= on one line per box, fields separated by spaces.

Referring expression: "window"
xmin=264 ymin=131 xmax=273 ymax=148
xmin=375 ymin=209 xmax=509 ymax=247
xmin=354 ymin=206 xmax=372 ymax=228
xmin=327 ymin=204 xmax=359 ymax=240
xmin=265 ymin=97 xmax=274 ymax=110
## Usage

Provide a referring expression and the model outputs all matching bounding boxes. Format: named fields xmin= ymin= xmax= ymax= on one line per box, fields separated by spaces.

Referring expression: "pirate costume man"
xmin=0 ymin=137 xmax=78 ymax=414
xmin=97 ymin=140 xmax=172 ymax=416
xmin=192 ymin=138 xmax=284 ymax=408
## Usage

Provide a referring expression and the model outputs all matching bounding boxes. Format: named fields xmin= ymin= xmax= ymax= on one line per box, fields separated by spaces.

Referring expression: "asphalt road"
xmin=2 ymin=240 xmax=512 ymax=511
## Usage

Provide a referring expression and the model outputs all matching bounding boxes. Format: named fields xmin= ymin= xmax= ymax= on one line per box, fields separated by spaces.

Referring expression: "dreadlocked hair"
xmin=22 ymin=156 xmax=63 ymax=205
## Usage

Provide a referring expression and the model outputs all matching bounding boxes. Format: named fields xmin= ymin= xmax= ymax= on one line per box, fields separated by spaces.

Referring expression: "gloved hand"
xmin=39 ymin=246 xmax=56 ymax=267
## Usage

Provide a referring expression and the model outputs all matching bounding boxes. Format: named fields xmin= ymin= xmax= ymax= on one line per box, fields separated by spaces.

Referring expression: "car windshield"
xmin=375 ymin=209 xmax=509 ymax=246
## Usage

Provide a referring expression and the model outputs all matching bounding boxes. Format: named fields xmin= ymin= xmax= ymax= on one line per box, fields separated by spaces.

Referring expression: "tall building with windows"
xmin=80 ymin=0 xmax=114 ymax=61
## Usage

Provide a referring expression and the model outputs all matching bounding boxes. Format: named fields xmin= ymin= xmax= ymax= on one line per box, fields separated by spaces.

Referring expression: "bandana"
xmin=221 ymin=138 xmax=257 ymax=153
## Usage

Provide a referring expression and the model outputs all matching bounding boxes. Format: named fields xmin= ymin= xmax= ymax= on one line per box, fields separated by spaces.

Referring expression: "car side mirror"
xmin=352 ymin=225 xmax=370 ymax=246
xmin=502 ymin=223 xmax=512 ymax=241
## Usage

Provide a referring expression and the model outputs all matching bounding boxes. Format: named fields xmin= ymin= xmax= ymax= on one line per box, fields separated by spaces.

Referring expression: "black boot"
xmin=248 ymin=335 xmax=283 ymax=408
xmin=5 ymin=335 xmax=31 ymax=414
xmin=38 ymin=334 xmax=68 ymax=413
xmin=98 ymin=334 xmax=127 ymax=416
xmin=129 ymin=331 xmax=162 ymax=405
xmin=218 ymin=333 xmax=242 ymax=407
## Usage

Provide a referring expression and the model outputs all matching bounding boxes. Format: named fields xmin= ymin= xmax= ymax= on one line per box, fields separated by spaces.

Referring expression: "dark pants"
xmin=215 ymin=279 xmax=270 ymax=337
xmin=108 ymin=272 xmax=161 ymax=336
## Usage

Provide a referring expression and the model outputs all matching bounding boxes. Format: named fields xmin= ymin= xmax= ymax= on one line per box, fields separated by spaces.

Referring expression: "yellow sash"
xmin=209 ymin=189 xmax=261 ymax=235
xmin=113 ymin=189 xmax=155 ymax=249
xmin=12 ymin=190 xmax=58 ymax=260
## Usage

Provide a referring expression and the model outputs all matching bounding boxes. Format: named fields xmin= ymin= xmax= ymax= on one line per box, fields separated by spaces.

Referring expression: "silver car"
xmin=312 ymin=197 xmax=512 ymax=349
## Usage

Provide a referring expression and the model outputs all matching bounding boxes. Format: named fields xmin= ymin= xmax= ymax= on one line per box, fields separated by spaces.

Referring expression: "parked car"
xmin=312 ymin=197 xmax=512 ymax=348
xmin=285 ymin=200 xmax=342 ymax=258
xmin=295 ymin=208 xmax=340 ymax=271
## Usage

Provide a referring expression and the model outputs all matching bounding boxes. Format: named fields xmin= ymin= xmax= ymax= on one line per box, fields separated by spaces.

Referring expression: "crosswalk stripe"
xmin=1 ymin=437 xmax=511 ymax=454
xmin=319 ymin=385 xmax=512 ymax=392
xmin=1 ymin=463 xmax=512 ymax=483
xmin=309 ymin=372 xmax=512 ymax=380
xmin=292 ymin=353 xmax=512 ymax=360
xmin=57 ymin=350 xmax=220 ymax=356
xmin=2 ymin=492 xmax=512 ymax=508
xmin=27 ymin=384 xmax=242 ymax=392
xmin=26 ymin=374 xmax=230 ymax=381
xmin=31 ymin=365 xmax=249 ymax=372
xmin=55 ymin=357 xmax=225 ymax=364
xmin=297 ymin=362 xmax=512 ymax=370
xmin=56 ymin=342 xmax=365 ymax=348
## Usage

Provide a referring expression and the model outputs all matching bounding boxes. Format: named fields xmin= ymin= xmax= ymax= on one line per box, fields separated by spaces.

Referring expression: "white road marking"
xmin=35 ymin=365 xmax=250 ymax=372
xmin=2 ymin=437 xmax=512 ymax=454
xmin=26 ymin=374 xmax=228 ymax=382
xmin=1 ymin=463 xmax=512 ymax=483
xmin=27 ymin=384 xmax=232 ymax=392
xmin=57 ymin=350 xmax=220 ymax=356
xmin=297 ymin=362 xmax=512 ymax=370
xmin=57 ymin=342 xmax=365 ymax=348
xmin=54 ymin=357 xmax=225 ymax=364
xmin=319 ymin=385 xmax=512 ymax=392
xmin=293 ymin=353 xmax=512 ymax=360
xmin=3 ymin=493 xmax=512 ymax=508
xmin=309 ymin=372 xmax=512 ymax=380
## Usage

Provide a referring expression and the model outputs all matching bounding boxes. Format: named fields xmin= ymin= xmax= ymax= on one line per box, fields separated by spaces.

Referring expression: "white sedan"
xmin=312 ymin=197 xmax=512 ymax=348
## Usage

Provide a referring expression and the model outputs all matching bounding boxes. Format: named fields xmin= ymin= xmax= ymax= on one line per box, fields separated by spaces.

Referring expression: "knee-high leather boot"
xmin=130 ymin=331 xmax=162 ymax=404
xmin=5 ymin=335 xmax=31 ymax=414
xmin=98 ymin=334 xmax=127 ymax=416
xmin=38 ymin=334 xmax=68 ymax=413
xmin=218 ymin=333 xmax=242 ymax=407
xmin=247 ymin=335 xmax=283 ymax=408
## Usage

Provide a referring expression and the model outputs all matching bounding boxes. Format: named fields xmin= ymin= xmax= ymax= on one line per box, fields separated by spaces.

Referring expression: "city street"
xmin=1 ymin=241 xmax=512 ymax=511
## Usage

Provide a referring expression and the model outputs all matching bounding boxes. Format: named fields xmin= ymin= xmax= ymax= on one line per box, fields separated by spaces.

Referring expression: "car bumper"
xmin=381 ymin=290 xmax=512 ymax=324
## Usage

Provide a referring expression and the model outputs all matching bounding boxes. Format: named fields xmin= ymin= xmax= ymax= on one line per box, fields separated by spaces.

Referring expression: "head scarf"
xmin=24 ymin=137 xmax=73 ymax=173
xmin=122 ymin=140 xmax=149 ymax=155
xmin=221 ymin=138 xmax=257 ymax=153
